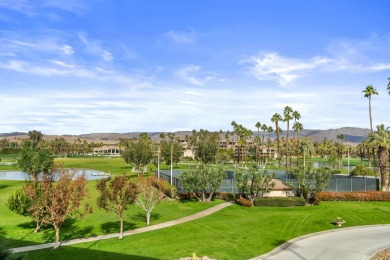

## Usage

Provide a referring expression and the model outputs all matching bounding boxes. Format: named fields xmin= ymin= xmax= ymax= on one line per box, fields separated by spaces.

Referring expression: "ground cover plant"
xmin=22 ymin=201 xmax=390 ymax=260
xmin=0 ymin=180 xmax=223 ymax=248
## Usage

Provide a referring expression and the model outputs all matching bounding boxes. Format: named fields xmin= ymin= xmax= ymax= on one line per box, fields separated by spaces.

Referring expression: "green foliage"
xmin=15 ymin=145 xmax=53 ymax=182
xmin=180 ymin=164 xmax=225 ymax=202
xmin=253 ymin=197 xmax=306 ymax=207
xmin=150 ymin=176 xmax=177 ymax=198
xmin=190 ymin=130 xmax=220 ymax=164
xmin=330 ymin=169 xmax=341 ymax=174
xmin=350 ymin=165 xmax=375 ymax=176
xmin=316 ymin=191 xmax=390 ymax=201
xmin=160 ymin=141 xmax=183 ymax=166
xmin=121 ymin=134 xmax=154 ymax=176
xmin=7 ymin=187 xmax=31 ymax=216
xmin=235 ymin=168 xmax=275 ymax=201
xmin=291 ymin=166 xmax=331 ymax=204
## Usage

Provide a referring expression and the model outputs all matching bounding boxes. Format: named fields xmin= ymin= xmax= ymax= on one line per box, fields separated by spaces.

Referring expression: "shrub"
xmin=234 ymin=197 xmax=253 ymax=207
xmin=150 ymin=177 xmax=177 ymax=198
xmin=350 ymin=165 xmax=375 ymax=176
xmin=331 ymin=170 xmax=341 ymax=175
xmin=253 ymin=197 xmax=306 ymax=207
xmin=316 ymin=191 xmax=390 ymax=201
xmin=214 ymin=192 xmax=234 ymax=201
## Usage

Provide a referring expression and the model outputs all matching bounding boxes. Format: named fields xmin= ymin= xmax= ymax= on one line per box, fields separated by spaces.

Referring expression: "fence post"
xmin=350 ymin=177 xmax=352 ymax=192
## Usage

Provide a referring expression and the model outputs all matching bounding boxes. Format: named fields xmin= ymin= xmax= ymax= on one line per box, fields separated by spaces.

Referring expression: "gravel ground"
xmin=372 ymin=247 xmax=390 ymax=260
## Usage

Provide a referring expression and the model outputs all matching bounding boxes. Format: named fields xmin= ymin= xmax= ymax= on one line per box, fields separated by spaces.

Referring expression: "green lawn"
xmin=0 ymin=180 xmax=223 ymax=248
xmin=18 ymin=201 xmax=390 ymax=260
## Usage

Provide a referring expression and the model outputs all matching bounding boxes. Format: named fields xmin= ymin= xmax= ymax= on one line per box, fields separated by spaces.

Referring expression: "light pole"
xmin=170 ymin=142 xmax=173 ymax=185
xmin=347 ymin=146 xmax=350 ymax=174
xmin=157 ymin=148 xmax=160 ymax=178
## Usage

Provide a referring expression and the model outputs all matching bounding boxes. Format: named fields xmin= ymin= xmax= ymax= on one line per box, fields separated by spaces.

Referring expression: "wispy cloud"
xmin=7 ymin=39 xmax=74 ymax=55
xmin=241 ymin=52 xmax=330 ymax=85
xmin=43 ymin=0 xmax=86 ymax=16
xmin=0 ymin=0 xmax=36 ymax=16
xmin=165 ymin=29 xmax=195 ymax=44
xmin=175 ymin=65 xmax=225 ymax=86
xmin=78 ymin=33 xmax=113 ymax=61
xmin=242 ymin=37 xmax=390 ymax=85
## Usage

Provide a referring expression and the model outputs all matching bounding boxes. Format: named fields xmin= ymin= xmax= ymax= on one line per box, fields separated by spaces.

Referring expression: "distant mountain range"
xmin=0 ymin=127 xmax=371 ymax=145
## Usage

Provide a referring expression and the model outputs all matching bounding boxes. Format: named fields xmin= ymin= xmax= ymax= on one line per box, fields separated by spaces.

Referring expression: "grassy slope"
xmin=0 ymin=180 xmax=222 ymax=248
xmin=24 ymin=201 xmax=390 ymax=260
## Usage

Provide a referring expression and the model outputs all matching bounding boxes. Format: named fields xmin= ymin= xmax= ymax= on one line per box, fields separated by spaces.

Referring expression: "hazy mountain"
xmin=0 ymin=127 xmax=370 ymax=145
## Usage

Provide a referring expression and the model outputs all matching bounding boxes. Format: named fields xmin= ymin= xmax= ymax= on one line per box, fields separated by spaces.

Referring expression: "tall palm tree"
xmin=261 ymin=124 xmax=268 ymax=164
xmin=267 ymin=126 xmax=274 ymax=161
xmin=271 ymin=113 xmax=283 ymax=168
xmin=283 ymin=106 xmax=293 ymax=171
xmin=362 ymin=85 xmax=378 ymax=132
xmin=28 ymin=130 xmax=43 ymax=149
xmin=367 ymin=124 xmax=390 ymax=191
xmin=293 ymin=121 xmax=303 ymax=166
xmin=387 ymin=77 xmax=390 ymax=94
xmin=255 ymin=122 xmax=261 ymax=166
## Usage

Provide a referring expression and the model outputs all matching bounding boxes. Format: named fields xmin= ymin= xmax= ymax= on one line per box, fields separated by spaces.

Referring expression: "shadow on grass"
xmin=25 ymin=245 xmax=161 ymax=260
xmin=0 ymin=184 xmax=10 ymax=189
xmin=375 ymin=208 xmax=390 ymax=216
xmin=131 ymin=213 xmax=161 ymax=223
xmin=100 ymin=221 xmax=136 ymax=234
xmin=272 ymin=239 xmax=288 ymax=247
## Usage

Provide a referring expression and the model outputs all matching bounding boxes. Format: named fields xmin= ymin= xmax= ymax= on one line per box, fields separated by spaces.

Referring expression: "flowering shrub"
xmin=316 ymin=191 xmax=390 ymax=201
xmin=234 ymin=197 xmax=253 ymax=207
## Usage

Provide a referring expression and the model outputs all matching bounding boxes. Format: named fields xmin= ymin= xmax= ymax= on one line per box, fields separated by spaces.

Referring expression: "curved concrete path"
xmin=11 ymin=201 xmax=234 ymax=253
xmin=251 ymin=224 xmax=390 ymax=260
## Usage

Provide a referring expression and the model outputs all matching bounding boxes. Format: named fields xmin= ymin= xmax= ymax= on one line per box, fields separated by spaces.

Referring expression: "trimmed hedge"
xmin=253 ymin=197 xmax=306 ymax=207
xmin=150 ymin=177 xmax=177 ymax=198
xmin=316 ymin=191 xmax=390 ymax=201
xmin=178 ymin=192 xmax=234 ymax=201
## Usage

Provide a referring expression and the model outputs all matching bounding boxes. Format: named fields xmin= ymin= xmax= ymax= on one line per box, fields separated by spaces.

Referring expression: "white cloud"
xmin=241 ymin=52 xmax=330 ymax=85
xmin=175 ymin=65 xmax=224 ymax=86
xmin=0 ymin=0 xmax=36 ymax=16
xmin=43 ymin=0 xmax=86 ymax=16
xmin=10 ymin=39 xmax=74 ymax=55
xmin=165 ymin=29 xmax=195 ymax=44
xmin=78 ymin=33 xmax=113 ymax=61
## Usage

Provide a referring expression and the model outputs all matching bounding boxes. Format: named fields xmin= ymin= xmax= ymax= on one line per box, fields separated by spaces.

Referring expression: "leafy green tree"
xmin=180 ymin=164 xmax=225 ymax=202
xmin=15 ymin=143 xmax=53 ymax=183
xmin=190 ymin=129 xmax=220 ymax=164
xmin=362 ymin=85 xmax=378 ymax=132
xmin=367 ymin=124 xmax=390 ymax=191
xmin=96 ymin=175 xmax=139 ymax=239
xmin=7 ymin=187 xmax=31 ymax=216
xmin=160 ymin=134 xmax=183 ymax=167
xmin=121 ymin=133 xmax=154 ymax=177
xmin=235 ymin=168 xmax=275 ymax=202
xmin=291 ymin=166 xmax=331 ymax=204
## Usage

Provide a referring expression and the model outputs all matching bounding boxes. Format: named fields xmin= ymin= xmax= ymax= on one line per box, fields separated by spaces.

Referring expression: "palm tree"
xmin=271 ymin=113 xmax=283 ymax=168
xmin=367 ymin=125 xmax=390 ymax=191
xmin=293 ymin=121 xmax=303 ymax=166
xmin=362 ymin=85 xmax=378 ymax=132
xmin=387 ymin=77 xmax=390 ymax=94
xmin=261 ymin=124 xmax=268 ymax=164
xmin=283 ymin=106 xmax=293 ymax=171
xmin=267 ymin=126 xmax=274 ymax=161
xmin=255 ymin=122 xmax=261 ymax=166
xmin=28 ymin=130 xmax=43 ymax=149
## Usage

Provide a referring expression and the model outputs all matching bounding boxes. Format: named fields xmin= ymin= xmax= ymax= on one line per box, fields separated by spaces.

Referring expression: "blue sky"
xmin=1 ymin=0 xmax=389 ymax=135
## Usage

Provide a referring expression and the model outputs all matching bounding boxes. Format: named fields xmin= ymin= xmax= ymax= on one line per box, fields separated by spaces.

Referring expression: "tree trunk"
xmin=53 ymin=225 xmax=60 ymax=249
xmin=146 ymin=212 xmax=150 ymax=225
xmin=379 ymin=147 xmax=389 ymax=191
xmin=34 ymin=221 xmax=41 ymax=233
xmin=119 ymin=216 xmax=124 ymax=239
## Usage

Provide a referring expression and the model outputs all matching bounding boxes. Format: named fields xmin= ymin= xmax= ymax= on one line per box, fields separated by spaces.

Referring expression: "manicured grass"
xmin=22 ymin=201 xmax=390 ymax=260
xmin=0 ymin=180 xmax=223 ymax=248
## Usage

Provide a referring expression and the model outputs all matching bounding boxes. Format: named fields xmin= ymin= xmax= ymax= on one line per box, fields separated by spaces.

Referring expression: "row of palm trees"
xmin=362 ymin=79 xmax=390 ymax=191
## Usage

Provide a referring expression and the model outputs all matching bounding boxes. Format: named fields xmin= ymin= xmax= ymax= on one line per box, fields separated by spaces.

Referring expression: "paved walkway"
xmin=251 ymin=224 xmax=390 ymax=260
xmin=11 ymin=201 xmax=234 ymax=253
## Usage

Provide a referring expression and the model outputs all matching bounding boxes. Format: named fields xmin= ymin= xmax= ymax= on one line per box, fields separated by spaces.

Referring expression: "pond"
xmin=0 ymin=169 xmax=111 ymax=181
